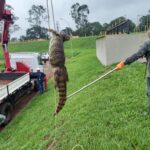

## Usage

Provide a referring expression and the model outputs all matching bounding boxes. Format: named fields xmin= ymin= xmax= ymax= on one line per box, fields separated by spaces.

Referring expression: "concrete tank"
xmin=96 ymin=33 xmax=148 ymax=66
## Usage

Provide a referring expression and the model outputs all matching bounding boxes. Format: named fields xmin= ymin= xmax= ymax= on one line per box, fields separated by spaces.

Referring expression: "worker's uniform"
xmin=0 ymin=114 xmax=6 ymax=125
xmin=124 ymin=40 xmax=150 ymax=113
xmin=37 ymin=71 xmax=46 ymax=94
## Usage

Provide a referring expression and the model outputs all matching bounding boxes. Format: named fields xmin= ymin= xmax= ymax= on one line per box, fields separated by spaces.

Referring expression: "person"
xmin=0 ymin=114 xmax=6 ymax=125
xmin=116 ymin=29 xmax=150 ymax=115
xmin=36 ymin=68 xmax=46 ymax=94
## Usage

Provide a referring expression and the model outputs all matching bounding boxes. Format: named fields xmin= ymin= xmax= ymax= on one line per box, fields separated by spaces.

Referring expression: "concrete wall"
xmin=96 ymin=33 xmax=148 ymax=65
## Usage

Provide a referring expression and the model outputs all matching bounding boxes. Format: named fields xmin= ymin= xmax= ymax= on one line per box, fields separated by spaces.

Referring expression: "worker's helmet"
xmin=37 ymin=67 xmax=40 ymax=71
xmin=60 ymin=31 xmax=70 ymax=41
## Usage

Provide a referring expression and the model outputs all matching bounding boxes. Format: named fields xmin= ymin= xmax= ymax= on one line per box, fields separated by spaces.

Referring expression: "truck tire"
xmin=0 ymin=102 xmax=13 ymax=125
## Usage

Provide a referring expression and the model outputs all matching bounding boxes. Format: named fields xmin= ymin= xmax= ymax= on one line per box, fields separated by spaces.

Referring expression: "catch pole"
xmin=67 ymin=68 xmax=117 ymax=99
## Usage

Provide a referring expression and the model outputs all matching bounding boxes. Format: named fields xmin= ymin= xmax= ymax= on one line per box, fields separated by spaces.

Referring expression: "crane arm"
xmin=0 ymin=0 xmax=14 ymax=71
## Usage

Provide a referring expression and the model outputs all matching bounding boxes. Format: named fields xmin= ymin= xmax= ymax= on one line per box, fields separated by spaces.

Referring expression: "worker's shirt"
xmin=37 ymin=72 xmax=45 ymax=84
xmin=124 ymin=40 xmax=150 ymax=77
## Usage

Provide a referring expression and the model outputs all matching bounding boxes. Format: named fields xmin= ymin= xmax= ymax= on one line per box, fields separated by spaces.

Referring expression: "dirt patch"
xmin=43 ymin=134 xmax=51 ymax=141
xmin=45 ymin=140 xmax=56 ymax=150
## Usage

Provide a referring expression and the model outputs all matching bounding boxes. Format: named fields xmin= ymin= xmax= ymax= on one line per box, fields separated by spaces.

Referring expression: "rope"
xmin=72 ymin=144 xmax=84 ymax=150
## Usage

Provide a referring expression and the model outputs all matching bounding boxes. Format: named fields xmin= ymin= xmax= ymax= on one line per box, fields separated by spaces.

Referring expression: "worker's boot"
xmin=144 ymin=98 xmax=150 ymax=115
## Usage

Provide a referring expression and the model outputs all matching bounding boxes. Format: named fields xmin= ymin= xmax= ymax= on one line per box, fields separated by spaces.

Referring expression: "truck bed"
xmin=0 ymin=80 xmax=11 ymax=87
xmin=0 ymin=73 xmax=30 ymax=102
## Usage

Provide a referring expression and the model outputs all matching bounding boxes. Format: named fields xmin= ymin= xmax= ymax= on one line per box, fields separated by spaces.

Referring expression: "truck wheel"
xmin=0 ymin=102 xmax=13 ymax=125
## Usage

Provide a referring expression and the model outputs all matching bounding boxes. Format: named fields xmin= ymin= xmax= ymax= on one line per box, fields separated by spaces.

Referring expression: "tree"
xmin=103 ymin=23 xmax=109 ymax=31
xmin=27 ymin=5 xmax=47 ymax=27
xmin=26 ymin=5 xmax=48 ymax=40
xmin=19 ymin=35 xmax=27 ymax=41
xmin=70 ymin=3 xmax=90 ymax=29
xmin=89 ymin=22 xmax=103 ymax=35
xmin=128 ymin=19 xmax=136 ymax=32
xmin=103 ymin=16 xmax=136 ymax=33
xmin=26 ymin=26 xmax=48 ymax=40
xmin=139 ymin=15 xmax=150 ymax=31
xmin=73 ymin=22 xmax=103 ymax=36
xmin=109 ymin=17 xmax=126 ymax=29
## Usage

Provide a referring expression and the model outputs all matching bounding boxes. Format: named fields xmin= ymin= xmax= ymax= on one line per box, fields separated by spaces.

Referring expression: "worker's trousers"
xmin=39 ymin=82 xmax=44 ymax=94
xmin=146 ymin=78 xmax=150 ymax=111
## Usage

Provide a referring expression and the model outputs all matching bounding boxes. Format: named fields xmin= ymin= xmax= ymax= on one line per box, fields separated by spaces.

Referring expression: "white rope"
xmin=72 ymin=144 xmax=84 ymax=150
xmin=67 ymin=68 xmax=116 ymax=99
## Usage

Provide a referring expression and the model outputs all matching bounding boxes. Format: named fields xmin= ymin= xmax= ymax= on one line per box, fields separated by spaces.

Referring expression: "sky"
xmin=6 ymin=0 xmax=150 ymax=38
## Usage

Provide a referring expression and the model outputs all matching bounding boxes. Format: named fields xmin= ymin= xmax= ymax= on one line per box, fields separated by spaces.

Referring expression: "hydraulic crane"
xmin=0 ymin=0 xmax=13 ymax=71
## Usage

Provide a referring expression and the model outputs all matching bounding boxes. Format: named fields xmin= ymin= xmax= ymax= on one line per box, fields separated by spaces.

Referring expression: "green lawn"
xmin=0 ymin=37 xmax=150 ymax=150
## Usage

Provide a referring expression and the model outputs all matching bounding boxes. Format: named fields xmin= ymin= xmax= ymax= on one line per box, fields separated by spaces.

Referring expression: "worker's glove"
xmin=116 ymin=61 xmax=125 ymax=70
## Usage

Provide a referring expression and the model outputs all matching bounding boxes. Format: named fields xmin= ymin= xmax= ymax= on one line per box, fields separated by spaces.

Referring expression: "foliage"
xmin=70 ymin=3 xmax=90 ymax=29
xmin=26 ymin=26 xmax=48 ymax=40
xmin=139 ymin=15 xmax=150 ymax=31
xmin=109 ymin=17 xmax=126 ymax=28
xmin=128 ymin=19 xmax=136 ymax=32
xmin=0 ymin=62 xmax=4 ymax=70
xmin=19 ymin=35 xmax=28 ymax=42
xmin=73 ymin=22 xmax=103 ymax=36
xmin=105 ymin=16 xmax=136 ymax=33
xmin=27 ymin=5 xmax=47 ymax=27
xmin=25 ymin=5 xmax=48 ymax=40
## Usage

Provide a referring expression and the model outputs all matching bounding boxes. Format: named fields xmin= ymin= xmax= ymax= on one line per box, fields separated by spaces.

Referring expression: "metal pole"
xmin=50 ymin=0 xmax=56 ymax=30
xmin=67 ymin=68 xmax=116 ymax=99
xmin=46 ymin=0 xmax=50 ymax=30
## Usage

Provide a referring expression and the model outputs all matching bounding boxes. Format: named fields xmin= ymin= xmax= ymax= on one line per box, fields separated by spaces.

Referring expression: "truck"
xmin=0 ymin=0 xmax=48 ymax=126
xmin=0 ymin=73 xmax=32 ymax=125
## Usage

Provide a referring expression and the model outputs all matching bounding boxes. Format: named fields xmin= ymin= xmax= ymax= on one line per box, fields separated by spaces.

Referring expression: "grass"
xmin=0 ymin=37 xmax=150 ymax=150
xmin=0 ymin=63 xmax=4 ymax=70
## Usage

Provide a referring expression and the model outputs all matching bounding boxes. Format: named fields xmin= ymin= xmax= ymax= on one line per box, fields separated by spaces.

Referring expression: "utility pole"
xmin=56 ymin=21 xmax=60 ymax=32
xmin=50 ymin=0 xmax=56 ymax=30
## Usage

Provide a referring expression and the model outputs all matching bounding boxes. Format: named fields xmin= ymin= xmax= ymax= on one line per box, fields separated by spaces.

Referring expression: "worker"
xmin=0 ymin=114 xmax=6 ymax=125
xmin=36 ymin=68 xmax=46 ymax=94
xmin=116 ymin=29 xmax=150 ymax=115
